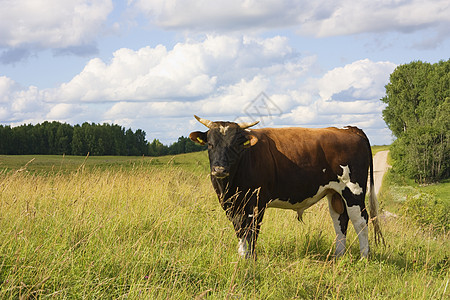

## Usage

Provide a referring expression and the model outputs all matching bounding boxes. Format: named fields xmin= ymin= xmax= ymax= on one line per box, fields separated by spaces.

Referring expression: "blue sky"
xmin=1 ymin=0 xmax=449 ymax=145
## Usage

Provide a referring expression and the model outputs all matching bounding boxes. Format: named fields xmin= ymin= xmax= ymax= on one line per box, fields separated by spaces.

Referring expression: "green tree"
xmin=1 ymin=121 xmax=206 ymax=157
xmin=168 ymin=136 xmax=206 ymax=154
xmin=148 ymin=139 xmax=168 ymax=156
xmin=72 ymin=124 xmax=88 ymax=155
xmin=55 ymin=123 xmax=73 ymax=154
xmin=382 ymin=59 xmax=450 ymax=183
xmin=0 ymin=125 xmax=13 ymax=154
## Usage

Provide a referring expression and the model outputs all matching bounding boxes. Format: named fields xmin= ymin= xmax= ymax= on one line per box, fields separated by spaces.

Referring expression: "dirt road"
xmin=373 ymin=150 xmax=390 ymax=196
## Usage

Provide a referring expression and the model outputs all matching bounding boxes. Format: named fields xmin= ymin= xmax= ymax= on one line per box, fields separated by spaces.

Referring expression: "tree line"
xmin=382 ymin=59 xmax=449 ymax=183
xmin=0 ymin=121 xmax=206 ymax=156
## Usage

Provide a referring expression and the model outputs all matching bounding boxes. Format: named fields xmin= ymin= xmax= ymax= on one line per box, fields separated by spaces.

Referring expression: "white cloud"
xmin=130 ymin=0 xmax=450 ymax=40
xmin=98 ymin=56 xmax=395 ymax=144
xmin=0 ymin=0 xmax=113 ymax=49
xmin=45 ymin=35 xmax=302 ymax=103
xmin=0 ymin=76 xmax=48 ymax=123
xmin=2 ymin=34 xmax=397 ymax=145
xmin=316 ymin=100 xmax=384 ymax=115
xmin=46 ymin=103 xmax=83 ymax=120
xmin=298 ymin=0 xmax=450 ymax=37
xmin=47 ymin=43 xmax=217 ymax=102
xmin=314 ymin=59 xmax=397 ymax=101
xmin=280 ymin=59 xmax=396 ymax=139
xmin=0 ymin=76 xmax=17 ymax=103
xmin=129 ymin=0 xmax=304 ymax=31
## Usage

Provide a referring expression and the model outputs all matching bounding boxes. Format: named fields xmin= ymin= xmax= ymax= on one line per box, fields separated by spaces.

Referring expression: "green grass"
xmin=0 ymin=152 xmax=448 ymax=298
xmin=418 ymin=179 xmax=450 ymax=205
xmin=379 ymin=151 xmax=449 ymax=229
xmin=0 ymin=152 xmax=210 ymax=174
xmin=380 ymin=168 xmax=449 ymax=232
xmin=371 ymin=145 xmax=390 ymax=155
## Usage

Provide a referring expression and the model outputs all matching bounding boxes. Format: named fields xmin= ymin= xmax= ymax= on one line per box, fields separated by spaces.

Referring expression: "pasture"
xmin=0 ymin=153 xmax=448 ymax=298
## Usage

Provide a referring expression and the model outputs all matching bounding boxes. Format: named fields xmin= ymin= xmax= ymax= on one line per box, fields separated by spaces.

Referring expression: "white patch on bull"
xmin=338 ymin=165 xmax=363 ymax=195
xmin=267 ymin=173 xmax=353 ymax=216
xmin=219 ymin=125 xmax=229 ymax=135
xmin=346 ymin=205 xmax=369 ymax=257
xmin=267 ymin=165 xmax=363 ymax=214
xmin=266 ymin=164 xmax=369 ymax=257
xmin=238 ymin=238 xmax=250 ymax=258
xmin=322 ymin=168 xmax=326 ymax=173
xmin=327 ymin=194 xmax=346 ymax=257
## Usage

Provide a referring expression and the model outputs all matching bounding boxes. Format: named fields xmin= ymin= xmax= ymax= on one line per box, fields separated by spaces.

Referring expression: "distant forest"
xmin=0 ymin=121 xmax=206 ymax=156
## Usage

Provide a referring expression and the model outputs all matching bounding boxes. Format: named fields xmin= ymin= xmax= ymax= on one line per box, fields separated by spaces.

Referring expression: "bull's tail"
xmin=368 ymin=143 xmax=385 ymax=246
xmin=345 ymin=126 xmax=385 ymax=246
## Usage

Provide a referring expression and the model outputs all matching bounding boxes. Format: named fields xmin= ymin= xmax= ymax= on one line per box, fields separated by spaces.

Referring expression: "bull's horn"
xmin=194 ymin=115 xmax=213 ymax=128
xmin=238 ymin=120 xmax=259 ymax=129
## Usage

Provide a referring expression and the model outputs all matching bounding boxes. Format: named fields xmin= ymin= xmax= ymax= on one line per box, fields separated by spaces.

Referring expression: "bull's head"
xmin=189 ymin=115 xmax=259 ymax=179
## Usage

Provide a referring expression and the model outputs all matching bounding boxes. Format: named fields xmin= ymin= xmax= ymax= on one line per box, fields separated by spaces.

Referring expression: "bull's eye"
xmin=208 ymin=143 xmax=214 ymax=150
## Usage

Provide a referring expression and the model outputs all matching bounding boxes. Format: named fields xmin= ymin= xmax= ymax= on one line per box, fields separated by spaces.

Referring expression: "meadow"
xmin=0 ymin=152 xmax=448 ymax=299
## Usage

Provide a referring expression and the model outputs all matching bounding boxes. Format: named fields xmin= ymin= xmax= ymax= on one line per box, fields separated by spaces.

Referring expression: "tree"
xmin=0 ymin=125 xmax=12 ymax=154
xmin=72 ymin=124 xmax=87 ymax=155
xmin=148 ymin=139 xmax=168 ymax=156
xmin=55 ymin=123 xmax=73 ymax=155
xmin=382 ymin=59 xmax=450 ymax=183
xmin=0 ymin=121 xmax=206 ymax=157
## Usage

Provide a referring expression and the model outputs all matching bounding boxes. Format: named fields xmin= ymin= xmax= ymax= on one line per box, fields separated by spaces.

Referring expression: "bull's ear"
xmin=189 ymin=131 xmax=207 ymax=145
xmin=244 ymin=135 xmax=258 ymax=148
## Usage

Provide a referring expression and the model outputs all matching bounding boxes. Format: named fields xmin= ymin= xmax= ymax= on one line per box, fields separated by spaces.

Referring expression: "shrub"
xmin=403 ymin=191 xmax=449 ymax=232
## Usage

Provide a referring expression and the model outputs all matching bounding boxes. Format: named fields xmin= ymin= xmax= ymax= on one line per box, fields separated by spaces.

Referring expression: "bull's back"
xmin=253 ymin=127 xmax=370 ymax=201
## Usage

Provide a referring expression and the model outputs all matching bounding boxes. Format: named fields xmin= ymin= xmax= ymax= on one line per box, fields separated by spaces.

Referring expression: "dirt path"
xmin=373 ymin=150 xmax=390 ymax=196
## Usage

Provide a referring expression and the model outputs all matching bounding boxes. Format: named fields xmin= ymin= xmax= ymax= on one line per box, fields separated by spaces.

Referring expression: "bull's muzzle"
xmin=211 ymin=166 xmax=229 ymax=178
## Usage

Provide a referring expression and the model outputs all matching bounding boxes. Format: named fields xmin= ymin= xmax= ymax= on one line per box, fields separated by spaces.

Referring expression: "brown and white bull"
xmin=189 ymin=115 xmax=384 ymax=259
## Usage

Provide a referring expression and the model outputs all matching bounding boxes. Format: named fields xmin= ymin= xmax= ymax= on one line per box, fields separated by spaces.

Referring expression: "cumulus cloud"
xmin=129 ymin=0 xmax=304 ymax=31
xmin=0 ymin=76 xmax=17 ymax=103
xmin=45 ymin=35 xmax=302 ymax=103
xmin=95 ymin=50 xmax=395 ymax=143
xmin=314 ymin=59 xmax=396 ymax=101
xmin=3 ymin=35 xmax=305 ymax=127
xmin=130 ymin=0 xmax=450 ymax=47
xmin=0 ymin=0 xmax=113 ymax=59
xmin=0 ymin=76 xmax=48 ymax=123
xmin=46 ymin=103 xmax=83 ymax=120
xmin=2 ymin=35 xmax=397 ymax=144
xmin=280 ymin=59 xmax=396 ymax=138
xmin=298 ymin=0 xmax=450 ymax=37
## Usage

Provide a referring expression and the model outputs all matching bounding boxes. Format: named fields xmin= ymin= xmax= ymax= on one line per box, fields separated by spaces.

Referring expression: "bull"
xmin=189 ymin=115 xmax=383 ymax=259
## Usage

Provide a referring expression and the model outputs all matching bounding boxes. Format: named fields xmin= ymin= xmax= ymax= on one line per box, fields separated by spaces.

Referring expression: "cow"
xmin=189 ymin=115 xmax=384 ymax=259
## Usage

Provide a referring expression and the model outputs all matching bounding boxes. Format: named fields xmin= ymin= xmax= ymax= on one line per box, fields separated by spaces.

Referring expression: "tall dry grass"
xmin=0 ymin=163 xmax=448 ymax=298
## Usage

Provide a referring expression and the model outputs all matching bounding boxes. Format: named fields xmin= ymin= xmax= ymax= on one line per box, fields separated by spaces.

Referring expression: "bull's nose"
xmin=212 ymin=166 xmax=229 ymax=178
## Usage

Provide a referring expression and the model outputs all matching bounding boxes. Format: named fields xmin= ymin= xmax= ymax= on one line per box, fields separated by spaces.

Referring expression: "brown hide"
xmin=247 ymin=127 xmax=370 ymax=204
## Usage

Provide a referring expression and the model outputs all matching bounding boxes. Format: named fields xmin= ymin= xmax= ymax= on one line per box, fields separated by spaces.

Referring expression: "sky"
xmin=1 ymin=0 xmax=449 ymax=146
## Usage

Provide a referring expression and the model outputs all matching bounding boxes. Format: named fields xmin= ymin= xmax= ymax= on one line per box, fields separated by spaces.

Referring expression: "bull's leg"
xmin=342 ymin=189 xmax=370 ymax=258
xmin=238 ymin=236 xmax=253 ymax=259
xmin=327 ymin=193 xmax=349 ymax=257
xmin=347 ymin=204 xmax=369 ymax=257
xmin=235 ymin=206 xmax=265 ymax=259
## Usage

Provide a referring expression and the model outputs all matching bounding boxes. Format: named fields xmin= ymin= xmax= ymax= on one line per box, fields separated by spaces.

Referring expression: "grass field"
xmin=0 ymin=152 xmax=210 ymax=174
xmin=371 ymin=145 xmax=390 ymax=155
xmin=0 ymin=152 xmax=449 ymax=298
